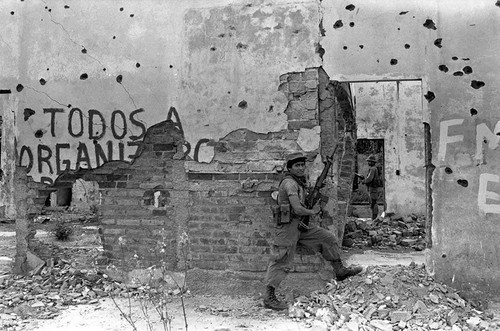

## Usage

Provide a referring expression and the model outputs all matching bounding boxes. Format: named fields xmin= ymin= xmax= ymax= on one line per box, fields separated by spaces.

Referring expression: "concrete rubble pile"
xmin=288 ymin=263 xmax=499 ymax=331
xmin=343 ymin=214 xmax=426 ymax=251
xmin=0 ymin=253 xmax=130 ymax=330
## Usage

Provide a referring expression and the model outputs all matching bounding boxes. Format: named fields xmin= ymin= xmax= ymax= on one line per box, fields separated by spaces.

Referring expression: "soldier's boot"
xmin=263 ymin=285 xmax=288 ymax=310
xmin=332 ymin=260 xmax=363 ymax=281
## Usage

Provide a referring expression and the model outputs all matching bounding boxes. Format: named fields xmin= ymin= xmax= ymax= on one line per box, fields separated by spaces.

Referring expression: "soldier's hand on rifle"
xmin=310 ymin=204 xmax=321 ymax=216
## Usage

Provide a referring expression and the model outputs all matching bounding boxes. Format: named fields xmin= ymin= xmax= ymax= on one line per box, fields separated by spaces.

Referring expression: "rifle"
xmin=298 ymin=145 xmax=339 ymax=232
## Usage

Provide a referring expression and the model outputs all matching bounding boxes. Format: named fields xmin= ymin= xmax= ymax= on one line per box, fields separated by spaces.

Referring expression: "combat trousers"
xmin=264 ymin=218 xmax=341 ymax=289
xmin=368 ymin=190 xmax=379 ymax=220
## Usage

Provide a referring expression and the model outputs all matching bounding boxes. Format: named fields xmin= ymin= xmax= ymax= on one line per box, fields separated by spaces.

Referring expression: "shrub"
xmin=51 ymin=220 xmax=74 ymax=241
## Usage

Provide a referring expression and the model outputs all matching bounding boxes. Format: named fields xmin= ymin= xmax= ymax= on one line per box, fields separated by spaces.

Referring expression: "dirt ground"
xmin=0 ymin=220 xmax=325 ymax=331
xmin=20 ymin=296 xmax=311 ymax=331
xmin=3 ymin=218 xmax=499 ymax=331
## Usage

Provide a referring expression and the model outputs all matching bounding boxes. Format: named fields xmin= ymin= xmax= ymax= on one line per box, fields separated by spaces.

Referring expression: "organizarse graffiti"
xmin=18 ymin=107 xmax=146 ymax=184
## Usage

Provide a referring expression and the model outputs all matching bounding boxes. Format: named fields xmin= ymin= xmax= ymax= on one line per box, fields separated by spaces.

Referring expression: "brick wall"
xmin=15 ymin=67 xmax=357 ymax=275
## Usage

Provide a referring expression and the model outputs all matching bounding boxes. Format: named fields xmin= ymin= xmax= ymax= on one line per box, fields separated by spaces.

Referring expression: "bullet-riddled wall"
xmin=321 ymin=0 xmax=500 ymax=296
xmin=2 ymin=0 xmax=500 ymax=296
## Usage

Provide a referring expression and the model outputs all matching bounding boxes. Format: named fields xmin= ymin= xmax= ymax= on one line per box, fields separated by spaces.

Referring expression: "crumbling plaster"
xmin=321 ymin=0 xmax=500 ymax=295
xmin=2 ymin=0 xmax=500 ymax=295
xmin=4 ymin=0 xmax=321 ymax=185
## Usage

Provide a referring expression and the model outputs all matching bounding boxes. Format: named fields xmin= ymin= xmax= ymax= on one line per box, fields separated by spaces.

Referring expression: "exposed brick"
xmin=141 ymin=219 xmax=166 ymax=226
xmin=212 ymin=173 xmax=240 ymax=180
xmin=152 ymin=209 xmax=167 ymax=216
xmin=187 ymin=173 xmax=214 ymax=181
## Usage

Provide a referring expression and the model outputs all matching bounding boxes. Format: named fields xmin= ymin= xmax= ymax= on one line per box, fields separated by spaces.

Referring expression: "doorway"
xmin=351 ymin=139 xmax=385 ymax=213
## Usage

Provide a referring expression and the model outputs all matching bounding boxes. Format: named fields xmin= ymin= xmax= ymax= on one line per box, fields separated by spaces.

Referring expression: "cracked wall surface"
xmin=1 ymin=0 xmax=500 ymax=296
xmin=321 ymin=0 xmax=500 ymax=295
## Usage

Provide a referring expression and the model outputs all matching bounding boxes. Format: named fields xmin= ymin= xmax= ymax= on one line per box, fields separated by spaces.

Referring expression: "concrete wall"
xmin=2 ymin=0 xmax=500 ymax=295
xmin=353 ymin=80 xmax=426 ymax=215
xmin=321 ymin=0 xmax=500 ymax=295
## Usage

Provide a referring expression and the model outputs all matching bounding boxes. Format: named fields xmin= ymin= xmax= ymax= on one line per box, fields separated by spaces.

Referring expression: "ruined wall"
xmin=321 ymin=0 xmax=500 ymax=295
xmin=352 ymin=80 xmax=426 ymax=215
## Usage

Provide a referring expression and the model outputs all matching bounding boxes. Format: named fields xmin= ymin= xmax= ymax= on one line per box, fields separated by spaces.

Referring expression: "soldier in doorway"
xmin=358 ymin=154 xmax=381 ymax=221
xmin=263 ymin=152 xmax=363 ymax=311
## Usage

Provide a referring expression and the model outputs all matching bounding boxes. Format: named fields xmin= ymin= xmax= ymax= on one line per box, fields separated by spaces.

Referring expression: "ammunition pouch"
xmin=271 ymin=203 xmax=291 ymax=225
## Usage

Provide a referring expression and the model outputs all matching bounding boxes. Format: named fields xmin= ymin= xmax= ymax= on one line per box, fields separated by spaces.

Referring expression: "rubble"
xmin=288 ymin=263 xmax=500 ymax=330
xmin=343 ymin=214 xmax=426 ymax=251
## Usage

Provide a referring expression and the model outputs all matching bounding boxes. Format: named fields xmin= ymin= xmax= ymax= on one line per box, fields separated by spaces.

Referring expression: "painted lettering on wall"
xmin=18 ymin=107 xmax=146 ymax=184
xmin=438 ymin=118 xmax=500 ymax=214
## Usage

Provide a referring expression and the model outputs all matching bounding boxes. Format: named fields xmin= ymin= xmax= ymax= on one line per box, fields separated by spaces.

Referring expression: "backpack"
xmin=374 ymin=166 xmax=384 ymax=188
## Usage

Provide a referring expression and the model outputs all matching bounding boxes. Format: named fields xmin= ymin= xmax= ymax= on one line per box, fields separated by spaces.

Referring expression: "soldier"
xmin=359 ymin=154 xmax=381 ymax=221
xmin=263 ymin=152 xmax=363 ymax=310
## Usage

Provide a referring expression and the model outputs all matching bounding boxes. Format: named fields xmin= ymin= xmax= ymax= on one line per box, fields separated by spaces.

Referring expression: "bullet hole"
xmin=438 ymin=65 xmax=448 ymax=72
xmin=424 ymin=91 xmax=435 ymax=102
xmin=23 ymin=108 xmax=35 ymax=121
xmin=343 ymin=46 xmax=348 ymax=50
xmin=444 ymin=167 xmax=453 ymax=174
xmin=210 ymin=46 xmax=216 ymax=51
xmin=452 ymin=56 xmax=458 ymax=60
xmin=349 ymin=22 xmax=355 ymax=27
xmin=130 ymin=14 xmax=134 ymax=18
xmin=471 ymin=80 xmax=485 ymax=89
xmin=463 ymin=66 xmax=473 ymax=74
xmin=423 ymin=19 xmax=437 ymax=30
xmin=39 ymin=78 xmax=46 ymax=86
xmin=64 ymin=5 xmax=70 ymax=9
xmin=113 ymin=36 xmax=116 ymax=39
xmin=169 ymin=65 xmax=173 ymax=68
xmin=268 ymin=105 xmax=274 ymax=112
xmin=404 ymin=44 xmax=410 ymax=49
xmin=10 ymin=11 xmax=14 ymax=15
xmin=457 ymin=179 xmax=468 ymax=187
xmin=315 ymin=43 xmax=325 ymax=59
xmin=227 ymin=91 xmax=231 ymax=94
xmin=397 ymin=28 xmax=400 ymax=31
xmin=470 ymin=108 xmax=478 ymax=116
xmin=80 ymin=73 xmax=88 ymax=80
xmin=136 ymin=62 xmax=141 ymax=68
xmin=390 ymin=59 xmax=398 ymax=65
xmin=16 ymin=84 xmax=24 ymax=92
xmin=35 ymin=129 xmax=44 ymax=138
xmin=462 ymin=58 xmax=470 ymax=61
xmin=399 ymin=11 xmax=409 ymax=15
xmin=345 ymin=4 xmax=355 ymax=10
xmin=196 ymin=109 xmax=201 ymax=113
xmin=120 ymin=7 xmax=124 ymax=11
xmin=67 ymin=104 xmax=71 ymax=108
xmin=359 ymin=45 xmax=364 ymax=49
xmin=453 ymin=71 xmax=464 ymax=76
xmin=434 ymin=38 xmax=442 ymax=48
xmin=116 ymin=75 xmax=123 ymax=83
xmin=238 ymin=100 xmax=248 ymax=109
xmin=396 ymin=170 xmax=400 ymax=176
xmin=81 ymin=48 xmax=87 ymax=54
xmin=46 ymin=68 xmax=50 ymax=71
xmin=229 ymin=25 xmax=236 ymax=31
xmin=442 ymin=254 xmax=447 ymax=258
xmin=48 ymin=9 xmax=52 ymax=12
xmin=377 ymin=59 xmax=380 ymax=63
xmin=236 ymin=42 xmax=248 ymax=50
xmin=218 ymin=33 xmax=225 ymax=38
xmin=333 ymin=20 xmax=343 ymax=29
xmin=496 ymin=0 xmax=500 ymax=7
xmin=103 ymin=68 xmax=106 ymax=71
